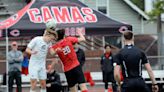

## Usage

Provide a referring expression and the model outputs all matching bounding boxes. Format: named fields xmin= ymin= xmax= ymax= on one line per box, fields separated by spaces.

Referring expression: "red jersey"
xmin=51 ymin=37 xmax=80 ymax=72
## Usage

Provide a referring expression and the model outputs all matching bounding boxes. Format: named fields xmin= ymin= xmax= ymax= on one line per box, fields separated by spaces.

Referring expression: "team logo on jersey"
xmin=41 ymin=45 xmax=46 ymax=52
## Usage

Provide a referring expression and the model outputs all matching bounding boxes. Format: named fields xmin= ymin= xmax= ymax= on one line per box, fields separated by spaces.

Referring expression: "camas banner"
xmin=0 ymin=0 xmax=132 ymax=37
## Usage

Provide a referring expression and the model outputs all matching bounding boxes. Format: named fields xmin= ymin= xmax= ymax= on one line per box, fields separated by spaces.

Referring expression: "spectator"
xmin=74 ymin=42 xmax=95 ymax=87
xmin=46 ymin=61 xmax=62 ymax=92
xmin=8 ymin=41 xmax=23 ymax=92
xmin=74 ymin=43 xmax=85 ymax=67
xmin=100 ymin=44 xmax=117 ymax=92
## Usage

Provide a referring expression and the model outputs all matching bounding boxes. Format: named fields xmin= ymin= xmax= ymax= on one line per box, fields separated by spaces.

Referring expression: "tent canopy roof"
xmin=0 ymin=0 xmax=132 ymax=37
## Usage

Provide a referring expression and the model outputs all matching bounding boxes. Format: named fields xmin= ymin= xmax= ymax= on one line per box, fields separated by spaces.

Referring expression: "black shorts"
xmin=102 ymin=71 xmax=115 ymax=83
xmin=121 ymin=77 xmax=151 ymax=92
xmin=65 ymin=65 xmax=86 ymax=87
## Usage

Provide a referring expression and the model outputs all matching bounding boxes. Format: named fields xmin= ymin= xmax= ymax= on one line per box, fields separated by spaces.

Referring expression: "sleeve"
xmin=141 ymin=51 xmax=148 ymax=64
xmin=113 ymin=53 xmax=122 ymax=65
xmin=66 ymin=37 xmax=78 ymax=44
xmin=80 ymin=49 xmax=85 ymax=66
xmin=100 ymin=55 xmax=103 ymax=65
xmin=8 ymin=52 xmax=14 ymax=64
xmin=111 ymin=55 xmax=114 ymax=65
xmin=15 ymin=51 xmax=24 ymax=63
xmin=27 ymin=37 xmax=37 ymax=49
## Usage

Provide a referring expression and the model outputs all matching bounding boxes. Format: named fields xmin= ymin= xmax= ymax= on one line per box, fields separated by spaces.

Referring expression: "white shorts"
xmin=28 ymin=65 xmax=47 ymax=80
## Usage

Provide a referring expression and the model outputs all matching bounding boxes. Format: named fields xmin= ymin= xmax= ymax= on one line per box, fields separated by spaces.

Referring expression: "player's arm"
xmin=142 ymin=52 xmax=157 ymax=85
xmin=77 ymin=28 xmax=85 ymax=42
xmin=142 ymin=52 xmax=158 ymax=92
xmin=26 ymin=37 xmax=37 ymax=55
xmin=144 ymin=63 xmax=159 ymax=92
xmin=114 ymin=65 xmax=121 ymax=86
xmin=113 ymin=53 xmax=122 ymax=87
xmin=144 ymin=63 xmax=156 ymax=85
xmin=49 ymin=48 xmax=56 ymax=56
xmin=49 ymin=48 xmax=55 ymax=55
xmin=26 ymin=47 xmax=37 ymax=55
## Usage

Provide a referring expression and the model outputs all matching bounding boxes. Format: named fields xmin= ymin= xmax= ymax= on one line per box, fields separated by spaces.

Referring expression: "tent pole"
xmin=5 ymin=28 xmax=9 ymax=92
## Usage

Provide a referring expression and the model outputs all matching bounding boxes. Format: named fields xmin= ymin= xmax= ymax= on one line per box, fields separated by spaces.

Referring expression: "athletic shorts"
xmin=64 ymin=65 xmax=86 ymax=87
xmin=28 ymin=65 xmax=47 ymax=80
xmin=102 ymin=71 xmax=116 ymax=83
xmin=121 ymin=77 xmax=151 ymax=92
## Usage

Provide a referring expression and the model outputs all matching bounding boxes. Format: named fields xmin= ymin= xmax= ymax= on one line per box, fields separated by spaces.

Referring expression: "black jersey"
xmin=114 ymin=45 xmax=148 ymax=78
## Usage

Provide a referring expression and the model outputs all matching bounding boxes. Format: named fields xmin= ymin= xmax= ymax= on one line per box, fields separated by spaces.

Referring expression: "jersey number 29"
xmin=63 ymin=46 xmax=71 ymax=55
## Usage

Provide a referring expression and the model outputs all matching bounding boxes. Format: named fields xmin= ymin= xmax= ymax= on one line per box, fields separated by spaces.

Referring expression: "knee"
xmin=40 ymin=82 xmax=46 ymax=89
xmin=31 ymin=81 xmax=37 ymax=89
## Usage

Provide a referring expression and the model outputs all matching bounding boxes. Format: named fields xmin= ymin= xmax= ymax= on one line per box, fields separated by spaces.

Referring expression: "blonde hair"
xmin=44 ymin=28 xmax=57 ymax=37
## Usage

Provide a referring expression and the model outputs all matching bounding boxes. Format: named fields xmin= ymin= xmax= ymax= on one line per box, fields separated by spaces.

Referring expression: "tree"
xmin=147 ymin=0 xmax=164 ymax=69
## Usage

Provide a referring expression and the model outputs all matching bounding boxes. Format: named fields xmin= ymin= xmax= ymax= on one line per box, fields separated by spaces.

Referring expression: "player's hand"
xmin=152 ymin=84 xmax=159 ymax=92
xmin=55 ymin=48 xmax=62 ymax=52
xmin=31 ymin=51 xmax=38 ymax=54
xmin=47 ymin=83 xmax=51 ymax=87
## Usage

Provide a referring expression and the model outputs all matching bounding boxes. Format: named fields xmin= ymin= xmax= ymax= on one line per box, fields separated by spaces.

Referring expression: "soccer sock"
xmin=30 ymin=89 xmax=36 ymax=92
xmin=82 ymin=90 xmax=88 ymax=92
xmin=40 ymin=88 xmax=46 ymax=92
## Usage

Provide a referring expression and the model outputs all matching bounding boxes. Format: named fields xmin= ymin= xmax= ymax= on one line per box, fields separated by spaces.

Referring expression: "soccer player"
xmin=113 ymin=31 xmax=159 ymax=92
xmin=50 ymin=28 xmax=88 ymax=92
xmin=26 ymin=28 xmax=56 ymax=92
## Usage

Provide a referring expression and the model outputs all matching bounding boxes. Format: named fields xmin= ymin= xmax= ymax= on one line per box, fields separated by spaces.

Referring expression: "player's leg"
xmin=39 ymin=67 xmax=47 ymax=92
xmin=69 ymin=85 xmax=78 ymax=92
xmin=30 ymin=79 xmax=37 ymax=92
xmin=39 ymin=80 xmax=46 ymax=92
xmin=29 ymin=66 xmax=38 ymax=92
xmin=65 ymin=67 xmax=79 ymax=92
xmin=109 ymin=72 xmax=117 ymax=92
xmin=75 ymin=65 xmax=88 ymax=92
xmin=79 ymin=83 xmax=88 ymax=92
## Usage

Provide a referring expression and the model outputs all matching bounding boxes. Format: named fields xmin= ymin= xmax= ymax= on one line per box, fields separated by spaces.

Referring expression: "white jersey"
xmin=28 ymin=36 xmax=51 ymax=68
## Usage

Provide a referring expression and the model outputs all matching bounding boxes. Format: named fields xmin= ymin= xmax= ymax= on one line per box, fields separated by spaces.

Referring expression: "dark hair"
xmin=56 ymin=29 xmax=65 ymax=41
xmin=104 ymin=44 xmax=111 ymax=49
xmin=123 ymin=31 xmax=133 ymax=40
xmin=21 ymin=47 xmax=26 ymax=52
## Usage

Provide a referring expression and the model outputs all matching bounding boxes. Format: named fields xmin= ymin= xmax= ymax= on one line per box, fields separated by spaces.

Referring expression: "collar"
xmin=104 ymin=52 xmax=111 ymax=58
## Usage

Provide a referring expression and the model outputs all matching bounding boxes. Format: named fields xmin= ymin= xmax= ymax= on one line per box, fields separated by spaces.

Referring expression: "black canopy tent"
xmin=0 ymin=0 xmax=132 ymax=37
xmin=0 ymin=1 xmax=132 ymax=90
